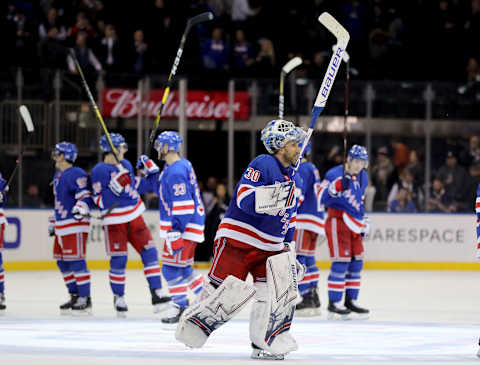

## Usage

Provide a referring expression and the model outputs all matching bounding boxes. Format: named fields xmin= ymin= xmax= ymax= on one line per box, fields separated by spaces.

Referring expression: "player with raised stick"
xmin=175 ymin=119 xmax=305 ymax=360
xmin=319 ymin=145 xmax=370 ymax=319
xmin=50 ymin=142 xmax=94 ymax=314
xmin=136 ymin=131 xmax=205 ymax=325
xmin=91 ymin=133 xmax=170 ymax=317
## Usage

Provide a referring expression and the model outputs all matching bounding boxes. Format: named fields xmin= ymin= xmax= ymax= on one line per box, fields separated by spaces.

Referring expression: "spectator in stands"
xmin=427 ymin=177 xmax=455 ymax=212
xmin=39 ymin=26 xmax=68 ymax=101
xmin=23 ymin=184 xmax=45 ymax=208
xmin=67 ymin=32 xmax=103 ymax=86
xmin=252 ymin=37 xmax=276 ymax=77
xmin=68 ymin=12 xmax=96 ymax=44
xmin=371 ymin=146 xmax=394 ymax=209
xmin=201 ymin=27 xmax=230 ymax=72
xmin=232 ymin=29 xmax=255 ymax=76
xmin=387 ymin=168 xmax=423 ymax=211
xmin=127 ymin=29 xmax=149 ymax=75
xmin=391 ymin=138 xmax=409 ymax=178
xmin=38 ymin=7 xmax=67 ymax=41
xmin=406 ymin=149 xmax=424 ymax=186
xmin=202 ymin=176 xmax=218 ymax=216
xmin=13 ymin=8 xmax=35 ymax=68
xmin=459 ymin=135 xmax=480 ymax=167
xmin=98 ymin=24 xmax=121 ymax=72
xmin=436 ymin=151 xmax=470 ymax=209
xmin=388 ymin=187 xmax=416 ymax=213
xmin=231 ymin=0 xmax=255 ymax=27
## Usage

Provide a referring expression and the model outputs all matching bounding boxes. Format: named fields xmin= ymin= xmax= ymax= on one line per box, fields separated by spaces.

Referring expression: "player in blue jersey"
xmin=294 ymin=141 xmax=325 ymax=316
xmin=319 ymin=145 xmax=370 ymax=319
xmin=50 ymin=142 xmax=94 ymax=314
xmin=0 ymin=172 xmax=8 ymax=311
xmin=136 ymin=131 xmax=205 ymax=325
xmin=91 ymin=133 xmax=170 ymax=316
xmin=176 ymin=120 xmax=306 ymax=360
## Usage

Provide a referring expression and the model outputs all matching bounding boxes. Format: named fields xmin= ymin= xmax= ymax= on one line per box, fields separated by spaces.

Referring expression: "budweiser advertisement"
xmin=102 ymin=88 xmax=250 ymax=120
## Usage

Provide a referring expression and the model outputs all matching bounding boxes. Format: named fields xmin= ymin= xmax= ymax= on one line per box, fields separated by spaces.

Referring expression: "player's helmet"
xmin=154 ymin=131 xmax=182 ymax=153
xmin=54 ymin=141 xmax=78 ymax=163
xmin=348 ymin=144 xmax=369 ymax=167
xmin=100 ymin=133 xmax=128 ymax=153
xmin=261 ymin=119 xmax=304 ymax=154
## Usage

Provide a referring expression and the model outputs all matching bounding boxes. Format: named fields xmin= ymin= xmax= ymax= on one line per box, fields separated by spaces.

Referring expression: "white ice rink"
xmin=1 ymin=269 xmax=479 ymax=365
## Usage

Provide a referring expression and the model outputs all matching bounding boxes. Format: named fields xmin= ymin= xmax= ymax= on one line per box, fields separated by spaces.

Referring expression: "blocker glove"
xmin=136 ymin=155 xmax=159 ymax=176
xmin=109 ymin=168 xmax=131 ymax=195
xmin=165 ymin=231 xmax=184 ymax=256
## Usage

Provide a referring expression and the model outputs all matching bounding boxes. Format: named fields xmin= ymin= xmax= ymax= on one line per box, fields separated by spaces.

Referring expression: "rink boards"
xmin=1 ymin=210 xmax=478 ymax=271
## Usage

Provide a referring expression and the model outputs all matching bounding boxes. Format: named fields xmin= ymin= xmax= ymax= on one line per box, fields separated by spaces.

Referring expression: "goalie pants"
xmin=325 ymin=208 xmax=364 ymax=302
xmin=294 ymin=229 xmax=320 ymax=297
xmin=208 ymin=237 xmax=280 ymax=286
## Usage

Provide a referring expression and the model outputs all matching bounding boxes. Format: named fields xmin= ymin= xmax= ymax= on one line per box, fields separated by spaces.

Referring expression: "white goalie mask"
xmin=261 ymin=119 xmax=304 ymax=154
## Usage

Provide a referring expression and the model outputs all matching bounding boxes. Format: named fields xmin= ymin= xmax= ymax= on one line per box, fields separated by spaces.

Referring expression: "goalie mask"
xmin=261 ymin=120 xmax=304 ymax=154
xmin=52 ymin=141 xmax=78 ymax=163
xmin=100 ymin=133 xmax=128 ymax=153
xmin=348 ymin=144 xmax=369 ymax=168
xmin=154 ymin=131 xmax=183 ymax=153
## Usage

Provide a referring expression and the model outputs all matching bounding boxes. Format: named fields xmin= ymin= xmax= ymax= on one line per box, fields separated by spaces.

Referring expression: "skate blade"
xmin=116 ymin=311 xmax=127 ymax=318
xmin=71 ymin=308 xmax=92 ymax=316
xmin=327 ymin=311 xmax=351 ymax=320
xmin=60 ymin=309 xmax=72 ymax=316
xmin=251 ymin=349 xmax=285 ymax=360
xmin=350 ymin=312 xmax=369 ymax=320
xmin=295 ymin=307 xmax=321 ymax=317
xmin=153 ymin=302 xmax=170 ymax=314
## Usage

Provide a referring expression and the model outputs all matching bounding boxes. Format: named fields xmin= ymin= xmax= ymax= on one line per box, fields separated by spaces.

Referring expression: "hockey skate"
xmin=0 ymin=292 xmax=6 ymax=312
xmin=250 ymin=343 xmax=285 ymax=360
xmin=71 ymin=296 xmax=92 ymax=315
xmin=345 ymin=298 xmax=369 ymax=320
xmin=114 ymin=295 xmax=128 ymax=318
xmin=161 ymin=302 xmax=187 ymax=328
xmin=295 ymin=289 xmax=321 ymax=317
xmin=59 ymin=293 xmax=78 ymax=315
xmin=327 ymin=300 xmax=351 ymax=320
xmin=151 ymin=288 xmax=171 ymax=314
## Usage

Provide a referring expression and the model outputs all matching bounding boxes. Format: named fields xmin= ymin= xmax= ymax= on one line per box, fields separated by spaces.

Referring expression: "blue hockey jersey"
xmin=91 ymin=159 xmax=145 ymax=225
xmin=0 ymin=172 xmax=6 ymax=225
xmin=137 ymin=158 xmax=205 ymax=243
xmin=475 ymin=184 xmax=480 ymax=246
xmin=52 ymin=166 xmax=93 ymax=236
xmin=296 ymin=161 xmax=325 ymax=235
xmin=320 ymin=164 xmax=368 ymax=234
xmin=215 ymin=154 xmax=301 ymax=252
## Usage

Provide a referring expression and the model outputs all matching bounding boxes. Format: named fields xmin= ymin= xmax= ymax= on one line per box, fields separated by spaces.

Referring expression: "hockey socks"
xmin=0 ymin=253 xmax=4 ymax=293
xmin=109 ymin=256 xmax=127 ymax=297
xmin=141 ymin=247 xmax=162 ymax=290
xmin=162 ymin=265 xmax=188 ymax=307
xmin=327 ymin=261 xmax=348 ymax=303
xmin=70 ymin=260 xmax=91 ymax=298
xmin=297 ymin=255 xmax=319 ymax=297
xmin=345 ymin=259 xmax=363 ymax=301
xmin=57 ymin=260 xmax=78 ymax=294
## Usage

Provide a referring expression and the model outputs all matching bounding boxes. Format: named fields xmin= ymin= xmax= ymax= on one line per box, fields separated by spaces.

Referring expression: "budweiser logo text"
xmin=102 ymin=88 xmax=250 ymax=120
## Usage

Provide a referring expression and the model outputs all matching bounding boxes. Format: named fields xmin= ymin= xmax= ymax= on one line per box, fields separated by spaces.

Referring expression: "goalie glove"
xmin=108 ymin=168 xmax=132 ymax=195
xmin=165 ymin=231 xmax=184 ymax=256
xmin=136 ymin=155 xmax=159 ymax=176
xmin=72 ymin=201 xmax=89 ymax=220
xmin=48 ymin=215 xmax=55 ymax=237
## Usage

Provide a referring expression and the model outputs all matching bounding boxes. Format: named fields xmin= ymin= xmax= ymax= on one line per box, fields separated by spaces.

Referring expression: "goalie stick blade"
xmin=282 ymin=57 xmax=303 ymax=74
xmin=188 ymin=11 xmax=214 ymax=28
xmin=19 ymin=105 xmax=34 ymax=132
xmin=318 ymin=12 xmax=350 ymax=46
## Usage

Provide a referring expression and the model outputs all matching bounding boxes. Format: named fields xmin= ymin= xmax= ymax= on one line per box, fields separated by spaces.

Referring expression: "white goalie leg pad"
xmin=249 ymin=252 xmax=299 ymax=355
xmin=175 ymin=275 xmax=255 ymax=348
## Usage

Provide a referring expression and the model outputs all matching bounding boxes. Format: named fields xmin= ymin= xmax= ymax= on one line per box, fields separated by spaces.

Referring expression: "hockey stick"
xmin=3 ymin=105 xmax=35 ymax=192
xmin=147 ymin=11 xmax=214 ymax=154
xmin=279 ymin=57 xmax=302 ymax=119
xmin=293 ymin=12 xmax=350 ymax=175
xmin=69 ymin=49 xmax=121 ymax=165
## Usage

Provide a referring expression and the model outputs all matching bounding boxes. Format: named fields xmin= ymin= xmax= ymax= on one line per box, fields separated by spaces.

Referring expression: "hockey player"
xmin=475 ymin=183 xmax=480 ymax=357
xmin=136 ymin=131 xmax=205 ymax=325
xmin=176 ymin=119 xmax=305 ymax=360
xmin=91 ymin=133 xmax=170 ymax=316
xmin=319 ymin=144 xmax=370 ymax=319
xmin=0 ymin=172 xmax=7 ymax=311
xmin=294 ymin=141 xmax=325 ymax=316
xmin=50 ymin=142 xmax=94 ymax=314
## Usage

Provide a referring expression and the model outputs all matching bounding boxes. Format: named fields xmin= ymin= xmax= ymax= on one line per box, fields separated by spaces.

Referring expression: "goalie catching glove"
xmin=108 ymin=167 xmax=132 ymax=195
xmin=136 ymin=155 xmax=159 ymax=176
xmin=255 ymin=181 xmax=296 ymax=214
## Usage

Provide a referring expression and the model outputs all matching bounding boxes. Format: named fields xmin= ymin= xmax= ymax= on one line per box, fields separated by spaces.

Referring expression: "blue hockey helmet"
xmin=100 ymin=133 xmax=127 ymax=153
xmin=154 ymin=131 xmax=183 ymax=153
xmin=348 ymin=144 xmax=368 ymax=167
xmin=53 ymin=141 xmax=78 ymax=163
xmin=261 ymin=119 xmax=304 ymax=154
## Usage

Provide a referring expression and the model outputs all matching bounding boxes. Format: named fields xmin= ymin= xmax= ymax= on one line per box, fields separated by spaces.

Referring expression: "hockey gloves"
xmin=48 ymin=215 xmax=55 ymax=237
xmin=165 ymin=231 xmax=184 ymax=256
xmin=72 ymin=201 xmax=89 ymax=220
xmin=109 ymin=168 xmax=132 ymax=196
xmin=136 ymin=155 xmax=159 ymax=176
xmin=361 ymin=216 xmax=371 ymax=238
xmin=328 ymin=174 xmax=351 ymax=197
